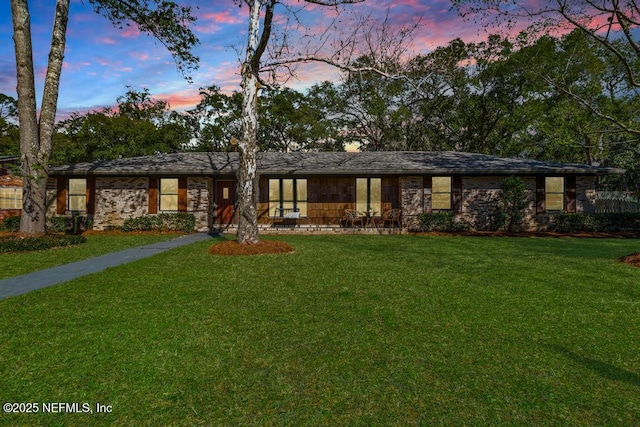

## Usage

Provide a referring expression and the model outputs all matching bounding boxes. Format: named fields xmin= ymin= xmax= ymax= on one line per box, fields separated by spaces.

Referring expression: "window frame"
xmin=67 ymin=178 xmax=87 ymax=214
xmin=355 ymin=177 xmax=382 ymax=214
xmin=159 ymin=177 xmax=180 ymax=212
xmin=0 ymin=186 xmax=22 ymax=210
xmin=545 ymin=177 xmax=565 ymax=212
xmin=268 ymin=178 xmax=307 ymax=217
xmin=431 ymin=176 xmax=452 ymax=211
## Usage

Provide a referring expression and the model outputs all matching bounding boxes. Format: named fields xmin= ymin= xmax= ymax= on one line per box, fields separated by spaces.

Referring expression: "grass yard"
xmin=0 ymin=233 xmax=182 ymax=279
xmin=0 ymin=234 xmax=638 ymax=425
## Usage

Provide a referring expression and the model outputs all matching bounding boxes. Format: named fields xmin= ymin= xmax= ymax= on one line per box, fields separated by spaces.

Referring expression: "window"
xmin=160 ymin=178 xmax=179 ymax=212
xmin=545 ymin=177 xmax=564 ymax=211
xmin=432 ymin=176 xmax=452 ymax=210
xmin=0 ymin=187 xmax=21 ymax=210
xmin=356 ymin=178 xmax=381 ymax=213
xmin=269 ymin=179 xmax=307 ymax=217
xmin=68 ymin=178 xmax=87 ymax=213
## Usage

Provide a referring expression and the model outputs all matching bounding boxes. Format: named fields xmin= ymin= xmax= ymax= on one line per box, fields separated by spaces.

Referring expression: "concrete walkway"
xmin=0 ymin=233 xmax=216 ymax=299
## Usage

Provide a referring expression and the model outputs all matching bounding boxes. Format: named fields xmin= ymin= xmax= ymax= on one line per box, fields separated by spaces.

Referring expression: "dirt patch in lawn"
xmin=208 ymin=240 xmax=294 ymax=256
xmin=620 ymin=252 xmax=640 ymax=268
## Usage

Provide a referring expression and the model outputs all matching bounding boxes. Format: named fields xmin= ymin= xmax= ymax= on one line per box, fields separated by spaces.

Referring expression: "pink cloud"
xmin=100 ymin=37 xmax=117 ymax=45
xmin=197 ymin=10 xmax=244 ymax=34
xmin=130 ymin=51 xmax=151 ymax=61
xmin=155 ymin=88 xmax=204 ymax=110
xmin=121 ymin=27 xmax=141 ymax=38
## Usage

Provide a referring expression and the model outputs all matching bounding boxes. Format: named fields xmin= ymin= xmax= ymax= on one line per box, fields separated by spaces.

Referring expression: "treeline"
xmin=1 ymin=31 xmax=639 ymax=189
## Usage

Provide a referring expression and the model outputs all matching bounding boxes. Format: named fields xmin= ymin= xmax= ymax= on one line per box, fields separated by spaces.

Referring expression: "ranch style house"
xmin=46 ymin=151 xmax=624 ymax=231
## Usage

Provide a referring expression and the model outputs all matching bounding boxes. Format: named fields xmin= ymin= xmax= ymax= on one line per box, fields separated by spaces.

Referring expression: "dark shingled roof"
xmin=50 ymin=151 xmax=625 ymax=176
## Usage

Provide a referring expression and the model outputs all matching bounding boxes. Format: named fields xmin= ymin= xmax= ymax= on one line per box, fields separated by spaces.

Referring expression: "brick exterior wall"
xmin=43 ymin=174 xmax=599 ymax=232
xmin=187 ymin=177 xmax=213 ymax=232
xmin=92 ymin=177 xmax=148 ymax=229
xmin=46 ymin=178 xmax=58 ymax=217
xmin=400 ymin=176 xmax=423 ymax=230
xmin=460 ymin=176 xmax=537 ymax=231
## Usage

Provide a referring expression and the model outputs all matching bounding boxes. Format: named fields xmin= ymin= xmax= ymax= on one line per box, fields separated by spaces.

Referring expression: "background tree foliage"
xmin=0 ymin=94 xmax=19 ymax=156
xmin=52 ymin=88 xmax=190 ymax=164
xmin=6 ymin=25 xmax=639 ymax=190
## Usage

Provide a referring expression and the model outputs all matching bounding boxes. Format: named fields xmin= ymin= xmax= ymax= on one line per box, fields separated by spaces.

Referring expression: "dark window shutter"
xmin=565 ymin=176 xmax=576 ymax=213
xmin=453 ymin=176 xmax=463 ymax=214
xmin=87 ymin=178 xmax=96 ymax=215
xmin=148 ymin=177 xmax=158 ymax=214
xmin=56 ymin=178 xmax=67 ymax=215
xmin=536 ymin=176 xmax=546 ymax=214
xmin=178 ymin=177 xmax=188 ymax=212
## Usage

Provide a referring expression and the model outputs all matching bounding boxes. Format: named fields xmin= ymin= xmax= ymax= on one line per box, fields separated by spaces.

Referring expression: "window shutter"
xmin=148 ymin=177 xmax=158 ymax=214
xmin=87 ymin=178 xmax=96 ymax=215
xmin=536 ymin=176 xmax=545 ymax=214
xmin=565 ymin=176 xmax=576 ymax=213
xmin=178 ymin=177 xmax=188 ymax=212
xmin=56 ymin=178 xmax=66 ymax=215
xmin=453 ymin=176 xmax=463 ymax=214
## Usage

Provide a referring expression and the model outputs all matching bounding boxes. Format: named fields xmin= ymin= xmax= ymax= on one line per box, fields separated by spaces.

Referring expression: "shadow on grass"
xmin=547 ymin=344 xmax=640 ymax=388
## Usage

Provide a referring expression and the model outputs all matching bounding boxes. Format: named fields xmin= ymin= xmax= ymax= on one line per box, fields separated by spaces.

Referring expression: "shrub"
xmin=1 ymin=215 xmax=21 ymax=232
xmin=46 ymin=216 xmax=92 ymax=234
xmin=0 ymin=234 xmax=86 ymax=253
xmin=551 ymin=213 xmax=640 ymax=233
xmin=418 ymin=212 xmax=471 ymax=232
xmin=46 ymin=216 xmax=67 ymax=233
xmin=497 ymin=177 xmax=529 ymax=232
xmin=159 ymin=213 xmax=196 ymax=233
xmin=121 ymin=213 xmax=195 ymax=233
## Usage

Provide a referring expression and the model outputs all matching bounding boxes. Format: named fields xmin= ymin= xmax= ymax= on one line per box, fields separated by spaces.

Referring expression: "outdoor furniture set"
xmin=343 ymin=208 xmax=402 ymax=229
xmin=269 ymin=207 xmax=402 ymax=229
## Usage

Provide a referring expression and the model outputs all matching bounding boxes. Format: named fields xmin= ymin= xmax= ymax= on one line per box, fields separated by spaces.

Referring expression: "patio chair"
xmin=378 ymin=208 xmax=402 ymax=229
xmin=344 ymin=209 xmax=365 ymax=228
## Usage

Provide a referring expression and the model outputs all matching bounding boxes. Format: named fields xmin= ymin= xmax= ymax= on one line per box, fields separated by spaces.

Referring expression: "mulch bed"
xmin=208 ymin=240 xmax=294 ymax=256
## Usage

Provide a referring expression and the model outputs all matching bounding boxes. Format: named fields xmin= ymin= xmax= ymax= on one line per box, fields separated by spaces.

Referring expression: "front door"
xmin=216 ymin=180 xmax=235 ymax=225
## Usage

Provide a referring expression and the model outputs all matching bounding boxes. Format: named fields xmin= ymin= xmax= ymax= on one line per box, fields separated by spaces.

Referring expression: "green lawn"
xmin=0 ymin=235 xmax=638 ymax=425
xmin=0 ymin=233 xmax=182 ymax=279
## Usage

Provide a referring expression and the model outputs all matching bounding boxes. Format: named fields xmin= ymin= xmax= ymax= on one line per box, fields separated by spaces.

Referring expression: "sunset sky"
xmin=0 ymin=0 xmax=526 ymax=120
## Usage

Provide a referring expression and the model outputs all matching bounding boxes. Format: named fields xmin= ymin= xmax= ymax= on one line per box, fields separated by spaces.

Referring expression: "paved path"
xmin=0 ymin=233 xmax=216 ymax=299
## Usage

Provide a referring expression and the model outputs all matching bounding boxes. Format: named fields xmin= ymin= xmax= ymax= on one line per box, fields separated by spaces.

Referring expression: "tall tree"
xmin=452 ymin=0 xmax=640 ymax=135
xmin=10 ymin=0 xmax=198 ymax=235
xmin=232 ymin=0 xmax=371 ymax=244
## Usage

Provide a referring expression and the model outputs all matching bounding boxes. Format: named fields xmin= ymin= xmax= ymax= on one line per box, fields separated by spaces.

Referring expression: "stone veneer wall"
xmin=400 ymin=176 xmax=423 ymax=230
xmin=398 ymin=175 xmax=600 ymax=231
xmin=577 ymin=176 xmax=597 ymax=213
xmin=187 ymin=177 xmax=213 ymax=232
xmin=535 ymin=176 xmax=597 ymax=230
xmin=46 ymin=178 xmax=58 ymax=217
xmin=461 ymin=176 xmax=538 ymax=231
xmin=92 ymin=177 xmax=148 ymax=229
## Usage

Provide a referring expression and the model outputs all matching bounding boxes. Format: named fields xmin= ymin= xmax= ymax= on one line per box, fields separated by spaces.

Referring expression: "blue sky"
xmin=0 ymin=0 xmax=517 ymax=120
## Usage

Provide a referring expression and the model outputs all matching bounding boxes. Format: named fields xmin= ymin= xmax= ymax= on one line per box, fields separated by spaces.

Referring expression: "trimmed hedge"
xmin=551 ymin=213 xmax=640 ymax=233
xmin=121 ymin=213 xmax=195 ymax=233
xmin=47 ymin=216 xmax=92 ymax=234
xmin=0 ymin=234 xmax=86 ymax=253
xmin=418 ymin=212 xmax=471 ymax=232
xmin=2 ymin=216 xmax=92 ymax=234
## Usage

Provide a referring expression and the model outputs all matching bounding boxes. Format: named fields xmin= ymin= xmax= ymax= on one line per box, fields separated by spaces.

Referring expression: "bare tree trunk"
xmin=236 ymin=0 xmax=266 ymax=245
xmin=11 ymin=0 xmax=69 ymax=235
